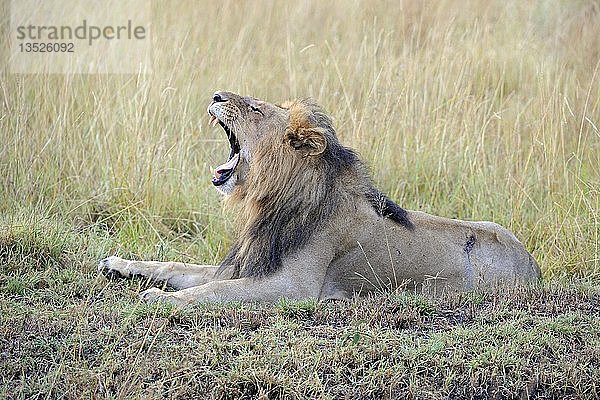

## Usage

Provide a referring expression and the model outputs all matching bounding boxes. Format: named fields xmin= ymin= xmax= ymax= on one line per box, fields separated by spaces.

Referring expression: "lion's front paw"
xmin=139 ymin=287 xmax=166 ymax=303
xmin=140 ymin=288 xmax=188 ymax=307
xmin=98 ymin=256 xmax=131 ymax=278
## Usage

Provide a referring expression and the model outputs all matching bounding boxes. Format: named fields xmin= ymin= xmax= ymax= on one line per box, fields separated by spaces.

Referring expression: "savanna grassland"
xmin=1 ymin=1 xmax=599 ymax=399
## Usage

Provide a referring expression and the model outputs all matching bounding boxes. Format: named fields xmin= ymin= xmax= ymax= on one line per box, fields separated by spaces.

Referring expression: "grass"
xmin=1 ymin=270 xmax=598 ymax=399
xmin=0 ymin=0 xmax=599 ymax=398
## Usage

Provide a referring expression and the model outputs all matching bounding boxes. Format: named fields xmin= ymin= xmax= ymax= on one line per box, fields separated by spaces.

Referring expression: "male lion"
xmin=99 ymin=91 xmax=540 ymax=306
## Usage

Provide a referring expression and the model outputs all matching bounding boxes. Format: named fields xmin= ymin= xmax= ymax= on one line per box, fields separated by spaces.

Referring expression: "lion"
xmin=99 ymin=91 xmax=541 ymax=306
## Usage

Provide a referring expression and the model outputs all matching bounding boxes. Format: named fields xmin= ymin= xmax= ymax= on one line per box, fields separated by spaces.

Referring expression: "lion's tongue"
xmin=214 ymin=153 xmax=240 ymax=179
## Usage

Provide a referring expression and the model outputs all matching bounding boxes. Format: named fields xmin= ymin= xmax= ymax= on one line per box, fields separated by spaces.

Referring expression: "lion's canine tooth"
xmin=211 ymin=117 xmax=220 ymax=128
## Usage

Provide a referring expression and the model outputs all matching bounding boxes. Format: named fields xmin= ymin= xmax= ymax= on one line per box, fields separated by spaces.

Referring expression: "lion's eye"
xmin=249 ymin=105 xmax=264 ymax=115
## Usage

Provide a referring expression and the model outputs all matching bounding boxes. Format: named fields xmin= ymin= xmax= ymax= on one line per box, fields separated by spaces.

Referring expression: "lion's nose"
xmin=213 ymin=92 xmax=227 ymax=103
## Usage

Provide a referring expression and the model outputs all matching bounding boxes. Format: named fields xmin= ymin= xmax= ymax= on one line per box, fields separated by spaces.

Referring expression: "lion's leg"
xmin=139 ymin=272 xmax=324 ymax=306
xmin=137 ymin=240 xmax=334 ymax=305
xmin=98 ymin=256 xmax=227 ymax=290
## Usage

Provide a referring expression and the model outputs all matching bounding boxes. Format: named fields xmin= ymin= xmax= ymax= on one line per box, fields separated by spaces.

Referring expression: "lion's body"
xmin=100 ymin=92 xmax=540 ymax=306
xmin=318 ymin=203 xmax=539 ymax=299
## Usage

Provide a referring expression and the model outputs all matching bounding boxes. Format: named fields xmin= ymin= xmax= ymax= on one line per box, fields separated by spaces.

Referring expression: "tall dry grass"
xmin=0 ymin=0 xmax=598 ymax=280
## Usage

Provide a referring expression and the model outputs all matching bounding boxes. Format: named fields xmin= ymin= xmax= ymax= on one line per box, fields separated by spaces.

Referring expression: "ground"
xmin=0 ymin=219 xmax=599 ymax=399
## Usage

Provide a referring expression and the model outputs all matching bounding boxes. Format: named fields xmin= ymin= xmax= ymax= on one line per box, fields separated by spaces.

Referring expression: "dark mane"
xmin=366 ymin=189 xmax=414 ymax=230
xmin=219 ymin=100 xmax=412 ymax=279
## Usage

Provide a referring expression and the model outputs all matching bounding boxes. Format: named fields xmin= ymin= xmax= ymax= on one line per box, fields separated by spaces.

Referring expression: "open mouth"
xmin=209 ymin=114 xmax=240 ymax=186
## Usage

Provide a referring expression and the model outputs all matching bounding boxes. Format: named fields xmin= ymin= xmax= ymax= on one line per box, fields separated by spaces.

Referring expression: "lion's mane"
xmin=220 ymin=100 xmax=412 ymax=278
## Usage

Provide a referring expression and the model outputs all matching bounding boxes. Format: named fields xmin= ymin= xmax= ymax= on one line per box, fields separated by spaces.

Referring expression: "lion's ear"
xmin=285 ymin=101 xmax=327 ymax=156
xmin=285 ymin=127 xmax=327 ymax=156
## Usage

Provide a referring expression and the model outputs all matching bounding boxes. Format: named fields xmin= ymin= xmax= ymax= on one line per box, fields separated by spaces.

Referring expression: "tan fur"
xmin=99 ymin=92 xmax=541 ymax=306
xmin=286 ymin=101 xmax=327 ymax=156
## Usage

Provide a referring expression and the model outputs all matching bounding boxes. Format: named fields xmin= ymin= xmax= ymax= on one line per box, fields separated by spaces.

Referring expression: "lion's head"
xmin=207 ymin=92 xmax=411 ymax=278
xmin=206 ymin=91 xmax=338 ymax=196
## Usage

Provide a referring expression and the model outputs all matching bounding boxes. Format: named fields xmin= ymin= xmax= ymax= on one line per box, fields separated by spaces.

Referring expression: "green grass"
xmin=1 ymin=0 xmax=599 ymax=398
xmin=1 ymin=272 xmax=598 ymax=399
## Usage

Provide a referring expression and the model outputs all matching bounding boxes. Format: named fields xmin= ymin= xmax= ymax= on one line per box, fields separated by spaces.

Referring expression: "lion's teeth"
xmin=210 ymin=117 xmax=220 ymax=128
